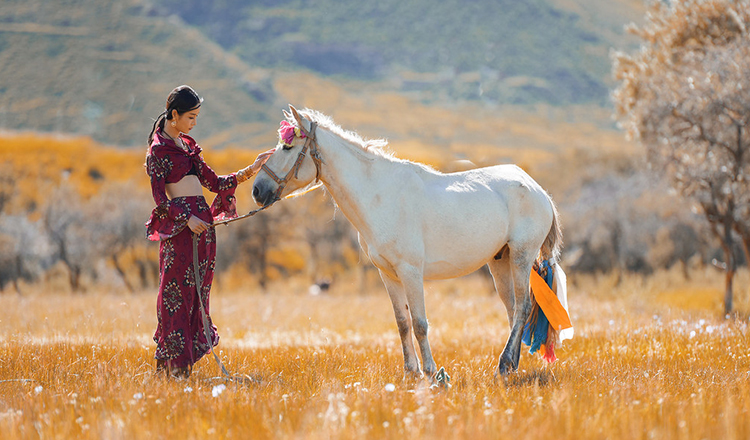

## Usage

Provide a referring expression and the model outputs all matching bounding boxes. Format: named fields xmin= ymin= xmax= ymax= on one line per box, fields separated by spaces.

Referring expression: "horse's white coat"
xmin=253 ymin=107 xmax=567 ymax=378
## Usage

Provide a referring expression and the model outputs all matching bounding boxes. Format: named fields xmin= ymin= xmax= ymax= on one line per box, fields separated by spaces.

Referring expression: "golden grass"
xmin=2 ymin=268 xmax=750 ymax=439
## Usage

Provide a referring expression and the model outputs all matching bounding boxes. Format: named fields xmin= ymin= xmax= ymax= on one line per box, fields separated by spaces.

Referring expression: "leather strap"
xmin=192 ymin=233 xmax=232 ymax=378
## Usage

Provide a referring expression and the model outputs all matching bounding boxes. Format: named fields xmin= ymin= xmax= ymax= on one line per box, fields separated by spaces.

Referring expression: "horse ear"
xmin=289 ymin=105 xmax=304 ymax=127
xmin=282 ymin=108 xmax=292 ymax=120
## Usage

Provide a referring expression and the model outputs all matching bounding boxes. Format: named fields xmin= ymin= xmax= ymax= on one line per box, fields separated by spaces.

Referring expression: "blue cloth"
xmin=522 ymin=260 xmax=554 ymax=354
xmin=522 ymin=309 xmax=550 ymax=354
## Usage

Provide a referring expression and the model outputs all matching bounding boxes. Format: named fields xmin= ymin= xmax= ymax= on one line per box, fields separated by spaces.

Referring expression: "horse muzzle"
xmin=252 ymin=180 xmax=278 ymax=207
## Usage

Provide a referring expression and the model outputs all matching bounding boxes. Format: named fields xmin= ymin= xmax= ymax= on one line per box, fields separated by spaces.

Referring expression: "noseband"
xmin=260 ymin=121 xmax=322 ymax=203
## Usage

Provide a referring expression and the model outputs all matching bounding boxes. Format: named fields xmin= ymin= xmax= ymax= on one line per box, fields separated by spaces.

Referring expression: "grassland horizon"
xmin=1 ymin=267 xmax=749 ymax=439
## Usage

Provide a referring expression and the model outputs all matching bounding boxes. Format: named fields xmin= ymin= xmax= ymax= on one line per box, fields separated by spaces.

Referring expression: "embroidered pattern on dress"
xmin=200 ymin=283 xmax=211 ymax=304
xmin=217 ymin=178 xmax=234 ymax=191
xmin=157 ymin=329 xmax=186 ymax=359
xmin=161 ymin=240 xmax=176 ymax=271
xmin=197 ymin=199 xmax=209 ymax=212
xmin=205 ymin=227 xmax=216 ymax=244
xmin=183 ymin=264 xmax=196 ymax=289
xmin=171 ymin=198 xmax=190 ymax=223
xmin=163 ymin=279 xmax=183 ymax=317
xmin=199 ymin=257 xmax=210 ymax=281
xmin=146 ymin=153 xmax=171 ymax=180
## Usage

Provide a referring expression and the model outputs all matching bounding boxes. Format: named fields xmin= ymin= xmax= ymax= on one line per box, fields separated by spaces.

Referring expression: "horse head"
xmin=252 ymin=105 xmax=323 ymax=207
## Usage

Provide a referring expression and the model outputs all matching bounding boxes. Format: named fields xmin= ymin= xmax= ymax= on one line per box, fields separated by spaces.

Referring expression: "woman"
xmin=145 ymin=85 xmax=273 ymax=378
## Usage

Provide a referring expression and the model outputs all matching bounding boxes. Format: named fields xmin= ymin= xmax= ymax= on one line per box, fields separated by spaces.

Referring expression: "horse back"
xmin=411 ymin=164 xmax=553 ymax=277
xmin=429 ymin=164 xmax=549 ymax=207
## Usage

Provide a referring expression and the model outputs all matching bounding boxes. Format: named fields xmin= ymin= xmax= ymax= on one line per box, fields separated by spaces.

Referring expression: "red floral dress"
xmin=145 ymin=129 xmax=238 ymax=369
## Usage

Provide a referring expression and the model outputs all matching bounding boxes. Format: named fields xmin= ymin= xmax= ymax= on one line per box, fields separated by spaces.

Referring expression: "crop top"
xmin=144 ymin=129 xmax=238 ymax=241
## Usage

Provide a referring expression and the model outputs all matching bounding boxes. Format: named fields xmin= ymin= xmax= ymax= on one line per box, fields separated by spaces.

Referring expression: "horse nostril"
xmin=252 ymin=185 xmax=259 ymax=198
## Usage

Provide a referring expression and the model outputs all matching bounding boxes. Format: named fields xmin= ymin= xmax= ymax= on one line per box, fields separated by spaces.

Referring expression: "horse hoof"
xmin=429 ymin=367 xmax=451 ymax=390
xmin=496 ymin=358 xmax=516 ymax=377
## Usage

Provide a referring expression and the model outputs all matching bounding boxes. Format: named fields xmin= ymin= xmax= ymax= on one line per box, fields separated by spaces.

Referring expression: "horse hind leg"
xmin=497 ymin=247 xmax=535 ymax=376
xmin=488 ymin=247 xmax=514 ymax=327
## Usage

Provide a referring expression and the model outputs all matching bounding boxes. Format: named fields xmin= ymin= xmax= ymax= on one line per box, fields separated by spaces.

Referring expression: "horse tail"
xmin=541 ymin=197 xmax=562 ymax=264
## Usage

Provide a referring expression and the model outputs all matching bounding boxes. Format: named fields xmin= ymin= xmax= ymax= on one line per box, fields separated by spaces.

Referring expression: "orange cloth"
xmin=530 ymin=269 xmax=573 ymax=331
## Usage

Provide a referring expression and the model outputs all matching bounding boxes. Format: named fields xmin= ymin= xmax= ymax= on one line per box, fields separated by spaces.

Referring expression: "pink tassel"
xmin=542 ymin=326 xmax=557 ymax=363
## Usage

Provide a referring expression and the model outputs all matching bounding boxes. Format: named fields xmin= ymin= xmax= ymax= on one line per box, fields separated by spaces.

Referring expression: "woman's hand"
xmin=237 ymin=149 xmax=276 ymax=183
xmin=187 ymin=215 xmax=210 ymax=234
xmin=249 ymin=149 xmax=275 ymax=174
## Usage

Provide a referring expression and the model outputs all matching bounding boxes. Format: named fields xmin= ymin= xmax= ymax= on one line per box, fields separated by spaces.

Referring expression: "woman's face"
xmin=172 ymin=107 xmax=200 ymax=134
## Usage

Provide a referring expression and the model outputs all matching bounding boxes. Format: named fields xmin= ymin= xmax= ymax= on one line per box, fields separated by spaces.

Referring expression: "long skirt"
xmin=153 ymin=196 xmax=219 ymax=369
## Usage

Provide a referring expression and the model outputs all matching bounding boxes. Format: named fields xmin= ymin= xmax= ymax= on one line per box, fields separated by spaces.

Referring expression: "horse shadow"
xmin=500 ymin=368 xmax=557 ymax=388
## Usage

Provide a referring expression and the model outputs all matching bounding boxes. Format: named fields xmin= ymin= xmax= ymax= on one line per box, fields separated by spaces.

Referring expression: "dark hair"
xmin=147 ymin=85 xmax=203 ymax=146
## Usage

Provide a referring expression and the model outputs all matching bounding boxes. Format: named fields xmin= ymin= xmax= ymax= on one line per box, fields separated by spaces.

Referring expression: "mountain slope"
xmin=0 ymin=0 xmax=644 ymax=147
xmin=151 ymin=0 xmax=642 ymax=106
xmin=0 ymin=0 xmax=274 ymax=147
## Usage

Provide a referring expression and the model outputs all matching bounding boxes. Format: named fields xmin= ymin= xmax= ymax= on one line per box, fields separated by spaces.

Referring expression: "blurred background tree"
xmin=42 ymin=183 xmax=88 ymax=292
xmin=613 ymin=0 xmax=750 ymax=313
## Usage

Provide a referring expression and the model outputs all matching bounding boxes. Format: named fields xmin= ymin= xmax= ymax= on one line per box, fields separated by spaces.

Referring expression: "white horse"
xmin=253 ymin=106 xmax=565 ymax=378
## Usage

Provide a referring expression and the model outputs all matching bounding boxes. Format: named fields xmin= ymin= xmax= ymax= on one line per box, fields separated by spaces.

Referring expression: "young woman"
xmin=145 ymin=85 xmax=273 ymax=378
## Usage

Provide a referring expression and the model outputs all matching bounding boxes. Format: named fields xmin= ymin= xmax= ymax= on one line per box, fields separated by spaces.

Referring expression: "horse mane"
xmin=290 ymin=108 xmax=439 ymax=174
xmin=290 ymin=108 xmax=391 ymax=157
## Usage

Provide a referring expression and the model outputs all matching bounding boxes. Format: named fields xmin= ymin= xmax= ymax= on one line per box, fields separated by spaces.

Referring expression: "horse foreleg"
xmin=497 ymin=252 xmax=534 ymax=377
xmin=380 ymin=271 xmax=421 ymax=379
xmin=399 ymin=267 xmax=437 ymax=380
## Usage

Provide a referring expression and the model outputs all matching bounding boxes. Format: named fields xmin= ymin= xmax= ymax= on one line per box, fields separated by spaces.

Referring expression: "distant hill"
xmin=0 ymin=0 xmax=643 ymax=147
xmin=0 ymin=0 xmax=275 ymax=147
xmin=151 ymin=0 xmax=643 ymax=106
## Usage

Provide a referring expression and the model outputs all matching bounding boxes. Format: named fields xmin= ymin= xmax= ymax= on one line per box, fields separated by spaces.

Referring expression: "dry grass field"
xmin=2 ymin=267 xmax=750 ymax=440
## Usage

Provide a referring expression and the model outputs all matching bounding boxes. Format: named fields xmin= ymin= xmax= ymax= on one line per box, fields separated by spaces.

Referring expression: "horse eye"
xmin=282 ymin=144 xmax=293 ymax=151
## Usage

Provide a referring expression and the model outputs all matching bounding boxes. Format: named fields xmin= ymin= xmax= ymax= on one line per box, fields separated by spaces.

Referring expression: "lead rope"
xmin=211 ymin=199 xmax=276 ymax=228
xmin=192 ymin=234 xmax=256 ymax=384
xmin=194 ymin=205 xmax=276 ymax=384
xmin=189 ymin=122 xmax=321 ymax=383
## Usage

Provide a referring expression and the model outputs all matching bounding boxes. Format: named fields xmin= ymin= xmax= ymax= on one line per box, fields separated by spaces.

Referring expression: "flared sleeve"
xmin=193 ymin=152 xmax=239 ymax=221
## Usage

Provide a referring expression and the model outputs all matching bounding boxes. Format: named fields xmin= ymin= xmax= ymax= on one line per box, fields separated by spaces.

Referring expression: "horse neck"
xmin=316 ymin=131 xmax=388 ymax=234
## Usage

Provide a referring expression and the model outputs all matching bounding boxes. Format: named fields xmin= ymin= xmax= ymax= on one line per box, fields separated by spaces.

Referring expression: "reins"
xmin=211 ymin=121 xmax=321 ymax=228
xmin=191 ymin=120 xmax=321 ymax=383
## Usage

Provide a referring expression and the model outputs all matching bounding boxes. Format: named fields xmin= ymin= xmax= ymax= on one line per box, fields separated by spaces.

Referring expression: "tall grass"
xmin=1 ymin=268 xmax=749 ymax=439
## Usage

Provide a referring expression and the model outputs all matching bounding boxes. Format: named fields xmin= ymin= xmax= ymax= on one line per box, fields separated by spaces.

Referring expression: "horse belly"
xmin=421 ymin=201 xmax=509 ymax=280
xmin=423 ymin=258 xmax=491 ymax=280
xmin=422 ymin=239 xmax=504 ymax=279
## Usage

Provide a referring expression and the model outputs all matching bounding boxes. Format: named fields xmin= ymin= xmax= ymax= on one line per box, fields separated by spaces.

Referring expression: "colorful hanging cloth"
xmin=522 ymin=260 xmax=573 ymax=363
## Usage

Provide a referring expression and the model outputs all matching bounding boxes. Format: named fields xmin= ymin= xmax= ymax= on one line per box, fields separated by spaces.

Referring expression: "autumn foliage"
xmin=612 ymin=0 xmax=750 ymax=312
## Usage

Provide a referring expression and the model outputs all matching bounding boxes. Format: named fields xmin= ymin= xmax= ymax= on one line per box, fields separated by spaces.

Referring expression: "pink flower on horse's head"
xmin=278 ymin=120 xmax=306 ymax=146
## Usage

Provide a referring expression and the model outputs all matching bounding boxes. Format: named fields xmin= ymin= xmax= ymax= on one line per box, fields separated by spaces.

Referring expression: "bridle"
xmin=210 ymin=121 xmax=322 ymax=229
xmin=260 ymin=121 xmax=322 ymax=204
